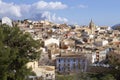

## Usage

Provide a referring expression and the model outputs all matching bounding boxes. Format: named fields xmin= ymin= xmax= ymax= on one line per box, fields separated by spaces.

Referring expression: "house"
xmin=44 ymin=38 xmax=60 ymax=47
xmin=47 ymin=43 xmax=60 ymax=60
xmin=94 ymin=40 xmax=109 ymax=47
xmin=56 ymin=54 xmax=88 ymax=73
xmin=91 ymin=47 xmax=110 ymax=64
xmin=27 ymin=61 xmax=55 ymax=80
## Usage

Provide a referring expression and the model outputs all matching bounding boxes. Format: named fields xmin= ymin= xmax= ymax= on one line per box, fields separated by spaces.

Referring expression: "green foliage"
xmin=107 ymin=53 xmax=120 ymax=80
xmin=56 ymin=75 xmax=74 ymax=80
xmin=0 ymin=24 xmax=41 ymax=80
xmin=56 ymin=73 xmax=116 ymax=80
xmin=89 ymin=73 xmax=116 ymax=80
xmin=56 ymin=72 xmax=90 ymax=80
xmin=101 ymin=74 xmax=116 ymax=80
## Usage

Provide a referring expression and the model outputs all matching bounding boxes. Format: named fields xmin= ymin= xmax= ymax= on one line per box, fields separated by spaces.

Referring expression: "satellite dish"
xmin=2 ymin=17 xmax=13 ymax=27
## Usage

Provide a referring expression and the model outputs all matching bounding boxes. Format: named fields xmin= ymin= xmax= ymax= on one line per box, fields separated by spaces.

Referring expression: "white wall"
xmin=45 ymin=38 xmax=59 ymax=46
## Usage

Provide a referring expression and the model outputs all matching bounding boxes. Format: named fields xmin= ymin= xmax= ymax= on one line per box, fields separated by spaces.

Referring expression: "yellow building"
xmin=27 ymin=61 xmax=55 ymax=80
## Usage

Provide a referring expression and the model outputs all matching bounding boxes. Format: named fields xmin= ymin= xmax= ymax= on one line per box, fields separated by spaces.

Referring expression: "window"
xmin=68 ymin=59 xmax=70 ymax=62
xmin=64 ymin=59 xmax=66 ymax=62
xmin=59 ymin=64 xmax=61 ymax=67
xmin=68 ymin=67 xmax=70 ymax=71
xmin=68 ymin=64 xmax=70 ymax=67
xmin=59 ymin=67 xmax=60 ymax=71
xmin=46 ymin=74 xmax=48 ymax=77
xmin=78 ymin=63 xmax=81 ymax=69
xmin=59 ymin=59 xmax=60 ymax=62
xmin=74 ymin=58 xmax=76 ymax=62
xmin=73 ymin=63 xmax=76 ymax=69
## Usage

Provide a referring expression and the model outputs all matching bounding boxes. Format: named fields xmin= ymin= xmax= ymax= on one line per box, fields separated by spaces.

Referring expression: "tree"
xmin=56 ymin=75 xmax=74 ymax=80
xmin=100 ymin=74 xmax=116 ymax=80
xmin=87 ymin=73 xmax=116 ymax=80
xmin=0 ymin=24 xmax=41 ymax=80
xmin=107 ymin=52 xmax=120 ymax=80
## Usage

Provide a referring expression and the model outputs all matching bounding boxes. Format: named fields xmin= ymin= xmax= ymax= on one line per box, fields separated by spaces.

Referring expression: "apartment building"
xmin=56 ymin=54 xmax=87 ymax=73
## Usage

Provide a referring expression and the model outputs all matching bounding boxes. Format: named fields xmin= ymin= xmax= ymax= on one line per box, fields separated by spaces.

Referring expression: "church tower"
xmin=89 ymin=19 xmax=96 ymax=34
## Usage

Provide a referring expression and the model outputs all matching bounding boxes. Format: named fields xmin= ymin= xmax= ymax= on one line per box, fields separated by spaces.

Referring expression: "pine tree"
xmin=0 ymin=24 xmax=41 ymax=80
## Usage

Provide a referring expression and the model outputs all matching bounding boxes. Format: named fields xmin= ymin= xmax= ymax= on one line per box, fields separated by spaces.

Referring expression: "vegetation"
xmin=56 ymin=74 xmax=74 ymax=80
xmin=0 ymin=24 xmax=41 ymax=80
xmin=107 ymin=52 xmax=120 ymax=80
xmin=56 ymin=73 xmax=116 ymax=80
xmin=89 ymin=73 xmax=116 ymax=80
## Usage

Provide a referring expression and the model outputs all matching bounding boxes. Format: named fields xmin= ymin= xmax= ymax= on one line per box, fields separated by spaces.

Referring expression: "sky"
xmin=0 ymin=0 xmax=120 ymax=26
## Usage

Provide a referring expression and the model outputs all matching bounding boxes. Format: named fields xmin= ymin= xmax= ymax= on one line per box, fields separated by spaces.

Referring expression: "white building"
xmin=2 ymin=17 xmax=13 ymax=27
xmin=45 ymin=38 xmax=59 ymax=47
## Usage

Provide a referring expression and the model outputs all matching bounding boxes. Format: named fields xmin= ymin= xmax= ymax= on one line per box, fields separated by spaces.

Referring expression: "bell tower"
xmin=89 ymin=19 xmax=96 ymax=34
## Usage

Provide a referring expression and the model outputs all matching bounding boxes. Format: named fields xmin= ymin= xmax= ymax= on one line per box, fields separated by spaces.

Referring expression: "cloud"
xmin=52 ymin=13 xmax=68 ymax=23
xmin=57 ymin=17 xmax=68 ymax=22
xmin=29 ymin=11 xmax=68 ymax=23
xmin=41 ymin=11 xmax=51 ymax=21
xmin=41 ymin=11 xmax=68 ymax=23
xmin=32 ymin=1 xmax=67 ymax=10
xmin=78 ymin=4 xmax=88 ymax=8
xmin=0 ymin=0 xmax=68 ymax=23
xmin=0 ymin=0 xmax=21 ymax=17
